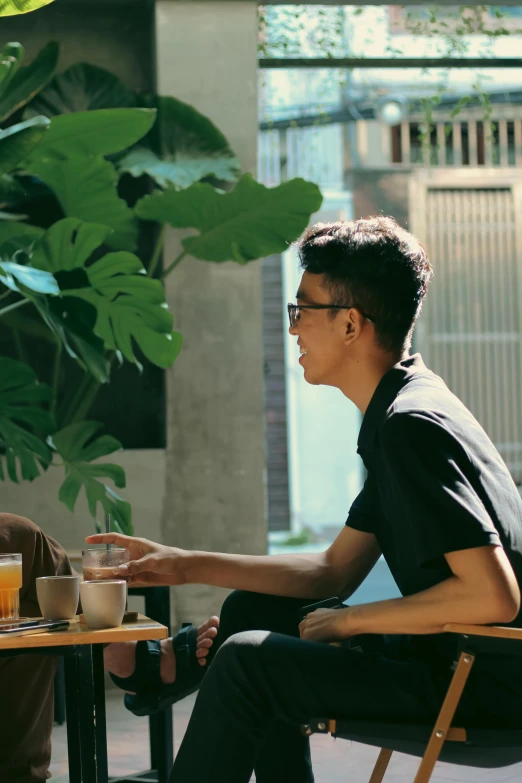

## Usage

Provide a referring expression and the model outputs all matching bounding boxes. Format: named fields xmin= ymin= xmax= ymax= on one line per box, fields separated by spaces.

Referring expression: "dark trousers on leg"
xmin=169 ymin=590 xmax=522 ymax=783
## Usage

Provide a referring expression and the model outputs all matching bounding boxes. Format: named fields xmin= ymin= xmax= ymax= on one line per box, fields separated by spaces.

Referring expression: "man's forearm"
xmin=181 ymin=549 xmax=337 ymax=599
xmin=344 ymin=575 xmax=516 ymax=636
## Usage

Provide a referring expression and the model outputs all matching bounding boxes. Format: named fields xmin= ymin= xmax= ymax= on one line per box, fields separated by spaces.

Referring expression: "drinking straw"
xmin=106 ymin=513 xmax=111 ymax=551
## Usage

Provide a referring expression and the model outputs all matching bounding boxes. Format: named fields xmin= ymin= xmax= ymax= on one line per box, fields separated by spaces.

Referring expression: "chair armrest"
xmin=442 ymin=622 xmax=522 ymax=640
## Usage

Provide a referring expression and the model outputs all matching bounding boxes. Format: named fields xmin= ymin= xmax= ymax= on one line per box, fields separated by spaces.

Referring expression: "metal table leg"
xmin=150 ymin=707 xmax=174 ymax=783
xmin=77 ymin=644 xmax=109 ymax=782
xmin=64 ymin=651 xmax=83 ymax=783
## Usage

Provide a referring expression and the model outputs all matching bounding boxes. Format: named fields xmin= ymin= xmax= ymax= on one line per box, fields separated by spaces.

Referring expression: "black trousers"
xmin=169 ymin=591 xmax=522 ymax=783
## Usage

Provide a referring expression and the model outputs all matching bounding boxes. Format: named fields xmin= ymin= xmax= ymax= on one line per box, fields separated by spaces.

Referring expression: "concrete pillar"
xmin=155 ymin=2 xmax=267 ymax=627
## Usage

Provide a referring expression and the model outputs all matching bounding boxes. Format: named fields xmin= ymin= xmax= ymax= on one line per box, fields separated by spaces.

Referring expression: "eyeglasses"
xmin=287 ymin=303 xmax=376 ymax=329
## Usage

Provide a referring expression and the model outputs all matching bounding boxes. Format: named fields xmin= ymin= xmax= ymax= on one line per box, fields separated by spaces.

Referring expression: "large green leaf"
xmin=136 ymin=173 xmax=324 ymax=263
xmin=30 ymin=217 xmax=111 ymax=273
xmin=72 ymin=253 xmax=183 ymax=370
xmin=118 ymin=95 xmax=240 ymax=189
xmin=0 ymin=42 xmax=58 ymax=122
xmin=0 ymin=116 xmax=50 ymax=175
xmin=0 ymin=0 xmax=54 ymax=15
xmin=27 ymin=155 xmax=138 ymax=251
xmin=0 ymin=357 xmax=54 ymax=482
xmin=2 ymin=220 xmax=106 ymax=378
xmin=24 ymin=62 xmax=136 ymax=117
xmin=51 ymin=421 xmax=132 ymax=534
xmin=31 ymin=218 xmax=182 ymax=370
xmin=24 ymin=108 xmax=156 ymax=161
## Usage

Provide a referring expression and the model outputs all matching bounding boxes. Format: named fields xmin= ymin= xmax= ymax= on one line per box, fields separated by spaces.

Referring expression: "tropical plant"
xmin=0 ymin=42 xmax=323 ymax=534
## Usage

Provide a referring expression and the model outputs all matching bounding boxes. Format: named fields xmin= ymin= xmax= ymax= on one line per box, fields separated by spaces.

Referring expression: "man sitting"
xmin=87 ymin=217 xmax=522 ymax=783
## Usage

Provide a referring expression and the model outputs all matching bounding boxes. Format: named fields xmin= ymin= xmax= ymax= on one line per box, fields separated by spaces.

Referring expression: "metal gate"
xmin=410 ymin=169 xmax=522 ymax=484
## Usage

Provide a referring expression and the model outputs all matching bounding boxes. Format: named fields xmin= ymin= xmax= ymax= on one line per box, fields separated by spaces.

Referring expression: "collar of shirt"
xmin=357 ymin=353 xmax=428 ymax=454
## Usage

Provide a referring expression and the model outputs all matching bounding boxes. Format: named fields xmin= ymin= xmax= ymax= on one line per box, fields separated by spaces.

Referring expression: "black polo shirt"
xmin=346 ymin=354 xmax=522 ymax=685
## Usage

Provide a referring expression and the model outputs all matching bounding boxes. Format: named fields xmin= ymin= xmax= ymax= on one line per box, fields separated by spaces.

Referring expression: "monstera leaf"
xmin=26 ymin=155 xmax=138 ymax=251
xmin=51 ymin=421 xmax=132 ymax=534
xmin=136 ymin=174 xmax=324 ymax=263
xmin=72 ymin=253 xmax=183 ymax=370
xmin=118 ymin=96 xmax=241 ymax=189
xmin=24 ymin=62 xmax=136 ymax=117
xmin=31 ymin=218 xmax=182 ymax=370
xmin=0 ymin=116 xmax=50 ymax=176
xmin=0 ymin=358 xmax=55 ymax=482
xmin=0 ymin=42 xmax=58 ymax=121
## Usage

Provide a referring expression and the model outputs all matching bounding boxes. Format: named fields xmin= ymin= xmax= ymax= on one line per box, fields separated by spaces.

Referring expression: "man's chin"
xmin=302 ymin=367 xmax=321 ymax=386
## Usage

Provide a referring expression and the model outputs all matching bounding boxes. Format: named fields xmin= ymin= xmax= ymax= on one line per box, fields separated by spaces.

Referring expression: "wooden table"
xmin=0 ymin=614 xmax=168 ymax=783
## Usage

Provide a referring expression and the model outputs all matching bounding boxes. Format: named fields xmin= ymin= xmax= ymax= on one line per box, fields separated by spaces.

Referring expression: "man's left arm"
xmin=300 ymin=544 xmax=520 ymax=642
xmin=300 ymin=409 xmax=521 ymax=643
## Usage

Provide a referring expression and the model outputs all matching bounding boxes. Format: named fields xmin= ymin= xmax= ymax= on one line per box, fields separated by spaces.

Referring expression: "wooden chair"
xmin=301 ymin=623 xmax=522 ymax=783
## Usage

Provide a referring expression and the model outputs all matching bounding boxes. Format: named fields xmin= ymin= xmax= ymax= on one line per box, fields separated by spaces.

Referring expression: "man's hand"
xmin=84 ymin=533 xmax=188 ymax=586
xmin=299 ymin=607 xmax=355 ymax=643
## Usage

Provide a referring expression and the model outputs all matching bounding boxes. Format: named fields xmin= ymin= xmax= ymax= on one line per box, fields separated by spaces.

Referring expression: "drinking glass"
xmin=82 ymin=548 xmax=130 ymax=582
xmin=0 ymin=553 xmax=22 ymax=621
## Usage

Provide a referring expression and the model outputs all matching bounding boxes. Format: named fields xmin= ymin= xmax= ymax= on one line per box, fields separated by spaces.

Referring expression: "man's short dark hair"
xmin=297 ymin=216 xmax=433 ymax=355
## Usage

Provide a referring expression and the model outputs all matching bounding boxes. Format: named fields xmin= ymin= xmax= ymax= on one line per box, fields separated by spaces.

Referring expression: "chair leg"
xmin=413 ymin=651 xmax=475 ymax=783
xmin=368 ymin=748 xmax=393 ymax=783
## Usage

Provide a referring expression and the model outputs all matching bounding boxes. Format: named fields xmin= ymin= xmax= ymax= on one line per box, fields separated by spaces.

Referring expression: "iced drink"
xmin=82 ymin=548 xmax=130 ymax=583
xmin=0 ymin=554 xmax=22 ymax=620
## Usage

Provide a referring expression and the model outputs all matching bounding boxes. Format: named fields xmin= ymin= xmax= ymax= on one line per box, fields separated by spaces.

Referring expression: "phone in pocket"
xmin=298 ymin=597 xmax=346 ymax=622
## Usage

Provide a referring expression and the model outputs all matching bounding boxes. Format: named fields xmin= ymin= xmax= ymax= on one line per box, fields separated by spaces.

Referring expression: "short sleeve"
xmin=345 ymin=474 xmax=379 ymax=534
xmin=381 ymin=412 xmax=501 ymax=568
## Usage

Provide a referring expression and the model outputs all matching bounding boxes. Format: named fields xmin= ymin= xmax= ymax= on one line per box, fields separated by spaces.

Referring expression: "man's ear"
xmin=344 ymin=309 xmax=362 ymax=341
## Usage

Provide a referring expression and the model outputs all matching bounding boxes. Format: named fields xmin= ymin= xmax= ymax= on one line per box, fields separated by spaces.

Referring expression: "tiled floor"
xmin=50 ymin=690 xmax=522 ymax=783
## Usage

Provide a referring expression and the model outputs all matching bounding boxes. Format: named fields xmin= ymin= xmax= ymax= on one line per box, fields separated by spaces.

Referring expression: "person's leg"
xmin=212 ymin=590 xmax=319 ymax=783
xmin=104 ymin=615 xmax=220 ymax=690
xmin=169 ymin=629 xmax=450 ymax=783
xmin=0 ymin=654 xmax=57 ymax=783
xmin=0 ymin=513 xmax=74 ymax=783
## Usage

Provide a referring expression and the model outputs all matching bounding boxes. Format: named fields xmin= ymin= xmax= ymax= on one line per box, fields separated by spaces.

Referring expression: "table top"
xmin=0 ymin=614 xmax=168 ymax=650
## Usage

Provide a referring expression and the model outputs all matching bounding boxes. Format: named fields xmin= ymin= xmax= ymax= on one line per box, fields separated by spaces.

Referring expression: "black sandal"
xmin=124 ymin=622 xmax=209 ymax=717
xmin=109 ymin=638 xmax=162 ymax=694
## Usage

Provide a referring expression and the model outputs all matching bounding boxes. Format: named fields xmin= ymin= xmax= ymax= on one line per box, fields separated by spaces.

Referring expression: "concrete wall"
xmin=156 ymin=2 xmax=267 ymax=628
xmin=0 ymin=450 xmax=165 ymax=559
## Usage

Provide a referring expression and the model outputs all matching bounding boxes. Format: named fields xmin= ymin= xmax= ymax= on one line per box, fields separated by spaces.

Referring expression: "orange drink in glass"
xmin=0 ymin=554 xmax=22 ymax=621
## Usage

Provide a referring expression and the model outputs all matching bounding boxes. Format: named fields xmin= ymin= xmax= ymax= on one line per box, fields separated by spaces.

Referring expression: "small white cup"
xmin=36 ymin=575 xmax=80 ymax=621
xmin=80 ymin=580 xmax=127 ymax=629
